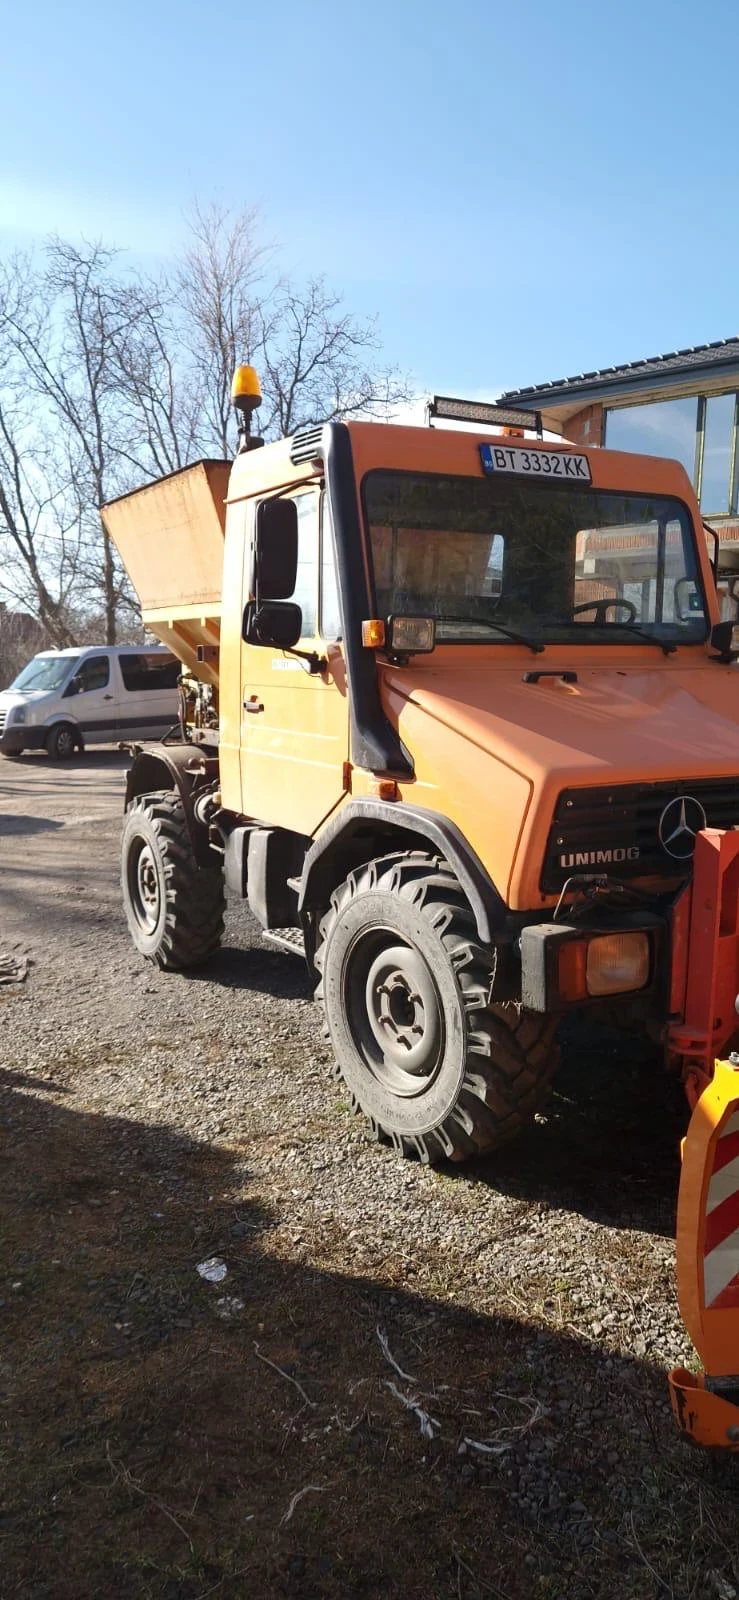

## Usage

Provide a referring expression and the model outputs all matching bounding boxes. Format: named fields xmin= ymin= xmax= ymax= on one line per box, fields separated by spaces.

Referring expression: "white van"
xmin=0 ymin=645 xmax=181 ymax=760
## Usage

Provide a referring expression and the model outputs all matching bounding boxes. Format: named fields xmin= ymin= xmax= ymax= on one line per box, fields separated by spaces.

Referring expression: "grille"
xmin=541 ymin=778 xmax=739 ymax=892
xmin=0 ymin=710 xmax=6 ymax=734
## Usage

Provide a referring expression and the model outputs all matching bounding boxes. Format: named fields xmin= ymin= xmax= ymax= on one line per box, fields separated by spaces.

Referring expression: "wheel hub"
xmin=358 ymin=941 xmax=443 ymax=1093
xmin=132 ymin=843 xmax=161 ymax=931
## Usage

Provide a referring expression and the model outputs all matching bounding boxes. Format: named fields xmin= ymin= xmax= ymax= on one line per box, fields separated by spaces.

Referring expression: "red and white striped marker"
xmin=704 ymin=1109 xmax=739 ymax=1310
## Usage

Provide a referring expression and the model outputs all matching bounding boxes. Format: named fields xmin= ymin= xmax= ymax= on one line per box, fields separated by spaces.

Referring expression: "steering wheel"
xmin=573 ymin=598 xmax=638 ymax=624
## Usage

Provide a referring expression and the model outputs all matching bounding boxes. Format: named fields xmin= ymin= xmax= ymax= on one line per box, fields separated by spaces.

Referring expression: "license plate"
xmin=480 ymin=442 xmax=592 ymax=482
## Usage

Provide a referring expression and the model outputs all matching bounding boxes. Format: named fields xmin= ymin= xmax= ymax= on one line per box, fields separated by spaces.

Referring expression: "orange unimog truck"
xmin=102 ymin=377 xmax=739 ymax=1167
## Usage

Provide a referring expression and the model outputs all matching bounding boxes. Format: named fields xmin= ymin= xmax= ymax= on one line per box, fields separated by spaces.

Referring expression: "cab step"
xmin=261 ymin=927 xmax=306 ymax=958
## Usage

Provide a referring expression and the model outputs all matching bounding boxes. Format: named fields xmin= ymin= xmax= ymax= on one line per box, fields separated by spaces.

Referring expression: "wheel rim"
xmin=343 ymin=929 xmax=445 ymax=1097
xmin=127 ymin=838 xmax=162 ymax=933
xmin=56 ymin=728 xmax=74 ymax=758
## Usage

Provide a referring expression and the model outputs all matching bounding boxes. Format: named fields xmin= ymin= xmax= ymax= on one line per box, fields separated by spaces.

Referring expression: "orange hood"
xmin=382 ymin=651 xmax=739 ymax=909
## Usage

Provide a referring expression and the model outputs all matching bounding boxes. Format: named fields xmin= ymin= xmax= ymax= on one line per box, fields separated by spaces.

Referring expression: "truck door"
xmin=239 ymin=486 xmax=349 ymax=835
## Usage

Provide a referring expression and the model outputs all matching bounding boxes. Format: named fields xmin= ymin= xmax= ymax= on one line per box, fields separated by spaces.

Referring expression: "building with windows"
xmin=499 ymin=338 xmax=739 ymax=521
xmin=498 ymin=339 xmax=739 ymax=616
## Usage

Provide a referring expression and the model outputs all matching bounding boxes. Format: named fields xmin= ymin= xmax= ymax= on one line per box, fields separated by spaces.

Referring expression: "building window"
xmin=605 ymin=398 xmax=698 ymax=479
xmin=700 ymin=394 xmax=736 ymax=515
xmin=605 ymin=392 xmax=739 ymax=515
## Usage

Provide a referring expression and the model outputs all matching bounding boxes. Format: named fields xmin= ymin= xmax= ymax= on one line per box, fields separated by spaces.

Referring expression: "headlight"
xmin=520 ymin=923 xmax=655 ymax=1011
xmin=585 ymin=932 xmax=650 ymax=996
xmin=10 ymin=706 xmax=26 ymax=725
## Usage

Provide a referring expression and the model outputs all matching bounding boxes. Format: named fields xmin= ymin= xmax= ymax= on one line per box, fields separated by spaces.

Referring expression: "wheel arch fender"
xmin=124 ymin=743 xmax=219 ymax=867
xmin=43 ymin=712 xmax=83 ymax=742
xmin=299 ymin=799 xmax=507 ymax=952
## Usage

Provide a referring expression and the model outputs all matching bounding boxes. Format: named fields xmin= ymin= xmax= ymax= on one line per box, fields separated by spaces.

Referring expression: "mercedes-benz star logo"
xmin=658 ymin=795 xmax=707 ymax=860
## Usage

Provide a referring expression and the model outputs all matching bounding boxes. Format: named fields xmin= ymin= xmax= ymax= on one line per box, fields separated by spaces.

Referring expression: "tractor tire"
xmin=314 ymin=851 xmax=559 ymax=1163
xmin=122 ymin=790 xmax=225 ymax=970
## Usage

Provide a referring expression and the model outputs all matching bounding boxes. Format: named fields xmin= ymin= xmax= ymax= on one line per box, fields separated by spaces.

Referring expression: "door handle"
xmin=103 ymin=693 xmax=114 ymax=700
xmin=243 ymin=696 xmax=264 ymax=714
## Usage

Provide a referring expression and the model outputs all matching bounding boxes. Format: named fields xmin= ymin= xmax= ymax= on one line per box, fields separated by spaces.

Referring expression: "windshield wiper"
xmin=581 ymin=620 xmax=677 ymax=657
xmin=438 ymin=616 xmax=545 ymax=654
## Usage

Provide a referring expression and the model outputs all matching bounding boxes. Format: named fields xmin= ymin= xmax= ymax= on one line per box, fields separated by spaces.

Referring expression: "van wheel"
xmin=46 ymin=723 xmax=77 ymax=761
xmin=122 ymin=790 xmax=225 ymax=970
xmin=314 ymin=852 xmax=559 ymax=1163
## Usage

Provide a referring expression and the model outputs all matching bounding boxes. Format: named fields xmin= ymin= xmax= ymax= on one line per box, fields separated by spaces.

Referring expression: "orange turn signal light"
xmin=362 ymin=618 xmax=386 ymax=648
xmin=558 ymin=939 xmax=588 ymax=1003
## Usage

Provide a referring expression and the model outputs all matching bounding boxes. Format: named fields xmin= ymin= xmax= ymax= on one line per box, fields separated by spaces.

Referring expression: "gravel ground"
xmin=2 ymin=749 xmax=739 ymax=1599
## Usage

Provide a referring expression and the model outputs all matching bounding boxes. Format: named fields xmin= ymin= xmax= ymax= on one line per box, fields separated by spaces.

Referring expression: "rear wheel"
xmin=46 ymin=723 xmax=77 ymax=761
xmin=314 ymin=852 xmax=559 ymax=1163
xmin=122 ymin=790 xmax=225 ymax=969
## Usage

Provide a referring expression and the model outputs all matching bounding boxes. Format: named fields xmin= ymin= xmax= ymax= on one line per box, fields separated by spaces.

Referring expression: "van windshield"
xmin=364 ymin=471 xmax=707 ymax=646
xmin=10 ymin=655 xmax=80 ymax=692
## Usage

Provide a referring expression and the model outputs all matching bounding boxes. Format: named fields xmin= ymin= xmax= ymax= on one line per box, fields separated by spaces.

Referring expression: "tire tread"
xmin=315 ymin=850 xmax=559 ymax=1164
xmin=122 ymin=791 xmax=225 ymax=970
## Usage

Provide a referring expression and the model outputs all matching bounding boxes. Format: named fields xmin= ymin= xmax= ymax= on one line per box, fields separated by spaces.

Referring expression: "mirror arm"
xmin=285 ymin=648 xmax=325 ymax=675
xmin=703 ymin=521 xmax=719 ymax=583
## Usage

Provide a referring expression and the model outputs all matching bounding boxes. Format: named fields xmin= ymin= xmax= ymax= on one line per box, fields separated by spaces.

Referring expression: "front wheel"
xmin=314 ymin=852 xmax=559 ymax=1163
xmin=46 ymin=723 xmax=77 ymax=761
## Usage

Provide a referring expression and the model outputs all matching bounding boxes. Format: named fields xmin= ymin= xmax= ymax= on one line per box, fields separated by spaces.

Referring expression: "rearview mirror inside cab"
xmin=254 ymin=498 xmax=299 ymax=600
xmin=674 ymin=577 xmax=704 ymax=622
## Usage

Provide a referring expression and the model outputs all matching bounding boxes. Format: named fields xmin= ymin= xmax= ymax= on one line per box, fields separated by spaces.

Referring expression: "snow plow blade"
xmin=669 ymin=1057 xmax=739 ymax=1448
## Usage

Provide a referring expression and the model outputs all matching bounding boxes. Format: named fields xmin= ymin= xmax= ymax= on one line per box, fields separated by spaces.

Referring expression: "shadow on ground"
xmin=466 ymin=1023 xmax=687 ymax=1238
xmin=192 ymin=933 xmax=685 ymax=1237
xmin=2 ymin=1068 xmax=738 ymax=1600
xmin=1 ymin=749 xmax=129 ymax=771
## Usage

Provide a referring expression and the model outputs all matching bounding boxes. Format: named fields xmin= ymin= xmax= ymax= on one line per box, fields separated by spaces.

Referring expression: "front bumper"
xmin=0 ymin=725 xmax=47 ymax=754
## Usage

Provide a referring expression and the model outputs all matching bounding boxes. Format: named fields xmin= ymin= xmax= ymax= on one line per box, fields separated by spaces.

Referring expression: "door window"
xmin=320 ymin=499 xmax=342 ymax=639
xmin=263 ymin=490 xmax=341 ymax=641
xmin=291 ymin=494 xmax=319 ymax=637
xmin=76 ymin=655 xmax=110 ymax=692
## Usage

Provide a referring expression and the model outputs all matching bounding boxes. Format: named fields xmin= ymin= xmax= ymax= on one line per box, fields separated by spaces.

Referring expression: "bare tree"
xmin=0 ymin=260 xmax=81 ymax=646
xmin=258 ymin=278 xmax=410 ymax=437
xmin=105 ymin=275 xmax=203 ymax=478
xmin=173 ymin=204 xmax=411 ymax=452
xmin=175 ymin=201 xmax=271 ymax=457
xmin=0 ymin=205 xmax=411 ymax=645
xmin=1 ymin=239 xmax=138 ymax=643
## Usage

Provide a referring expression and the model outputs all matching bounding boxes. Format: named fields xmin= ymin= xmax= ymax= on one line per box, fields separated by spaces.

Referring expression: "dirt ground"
xmin=2 ymin=749 xmax=739 ymax=1600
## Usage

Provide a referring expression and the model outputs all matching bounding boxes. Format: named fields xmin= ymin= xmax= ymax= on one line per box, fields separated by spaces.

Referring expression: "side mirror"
xmin=254 ymin=498 xmax=298 ymax=600
xmin=710 ymin=621 xmax=739 ymax=660
xmin=243 ymin=600 xmax=303 ymax=651
xmin=63 ymin=677 xmax=81 ymax=698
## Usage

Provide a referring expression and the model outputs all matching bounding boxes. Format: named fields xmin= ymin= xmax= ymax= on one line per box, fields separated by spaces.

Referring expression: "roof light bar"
xmin=428 ymin=394 xmax=542 ymax=434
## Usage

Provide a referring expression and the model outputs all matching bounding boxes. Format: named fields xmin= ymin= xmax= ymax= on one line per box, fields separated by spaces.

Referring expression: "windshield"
xmin=364 ymin=471 xmax=707 ymax=646
xmin=9 ymin=654 xmax=80 ymax=693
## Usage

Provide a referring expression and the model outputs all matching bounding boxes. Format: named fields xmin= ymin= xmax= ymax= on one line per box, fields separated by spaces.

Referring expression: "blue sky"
xmin=2 ymin=0 xmax=738 ymax=399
